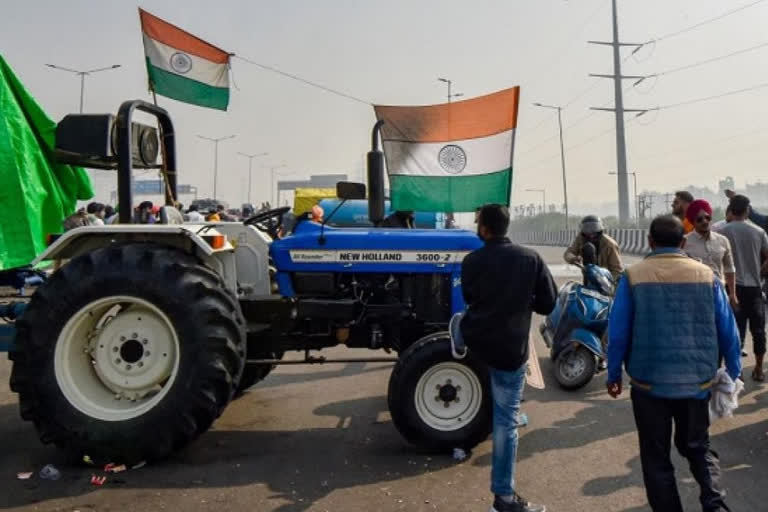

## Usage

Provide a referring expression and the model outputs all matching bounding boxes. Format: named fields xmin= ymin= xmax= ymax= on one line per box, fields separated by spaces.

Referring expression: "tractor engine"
xmin=290 ymin=272 xmax=452 ymax=352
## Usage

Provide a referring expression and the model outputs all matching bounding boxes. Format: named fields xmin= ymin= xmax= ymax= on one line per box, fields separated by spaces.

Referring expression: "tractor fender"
xmin=35 ymin=225 xmax=238 ymax=292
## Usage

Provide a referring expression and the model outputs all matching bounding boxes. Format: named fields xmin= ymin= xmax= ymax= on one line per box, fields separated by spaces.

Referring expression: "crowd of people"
xmin=56 ymin=191 xmax=763 ymax=511
xmin=62 ymin=201 xmax=250 ymax=230
xmin=461 ymin=191 xmax=766 ymax=511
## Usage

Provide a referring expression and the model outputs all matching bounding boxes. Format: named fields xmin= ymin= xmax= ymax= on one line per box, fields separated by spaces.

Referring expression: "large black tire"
xmin=554 ymin=346 xmax=596 ymax=390
xmin=388 ymin=333 xmax=492 ymax=452
xmin=9 ymin=244 xmax=246 ymax=465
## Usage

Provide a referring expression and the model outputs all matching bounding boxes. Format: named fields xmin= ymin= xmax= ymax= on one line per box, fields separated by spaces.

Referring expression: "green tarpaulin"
xmin=0 ymin=55 xmax=93 ymax=270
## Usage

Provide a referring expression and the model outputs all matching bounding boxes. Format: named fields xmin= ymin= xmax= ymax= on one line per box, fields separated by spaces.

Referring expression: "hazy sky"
xmin=3 ymin=0 xmax=768 ymax=213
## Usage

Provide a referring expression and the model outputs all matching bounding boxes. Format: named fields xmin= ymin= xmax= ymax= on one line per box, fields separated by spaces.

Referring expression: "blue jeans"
xmin=490 ymin=365 xmax=526 ymax=496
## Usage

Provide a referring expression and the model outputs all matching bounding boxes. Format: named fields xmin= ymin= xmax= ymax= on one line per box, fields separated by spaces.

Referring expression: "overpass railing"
xmin=509 ymin=229 xmax=650 ymax=256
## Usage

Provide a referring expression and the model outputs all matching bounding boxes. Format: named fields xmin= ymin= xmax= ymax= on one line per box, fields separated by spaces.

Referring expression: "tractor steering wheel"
xmin=244 ymin=206 xmax=291 ymax=239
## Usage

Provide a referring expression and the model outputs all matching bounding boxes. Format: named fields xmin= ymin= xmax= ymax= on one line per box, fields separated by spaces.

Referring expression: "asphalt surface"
xmin=0 ymin=246 xmax=766 ymax=512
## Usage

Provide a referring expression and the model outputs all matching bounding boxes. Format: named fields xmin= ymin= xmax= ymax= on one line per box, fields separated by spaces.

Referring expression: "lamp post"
xmin=45 ymin=63 xmax=121 ymax=113
xmin=197 ymin=134 xmax=236 ymax=200
xmin=609 ymin=171 xmax=639 ymax=227
xmin=237 ymin=151 xmax=268 ymax=205
xmin=526 ymin=188 xmax=546 ymax=214
xmin=263 ymin=164 xmax=287 ymax=206
xmin=533 ymin=102 xmax=569 ymax=231
xmin=437 ymin=77 xmax=464 ymax=103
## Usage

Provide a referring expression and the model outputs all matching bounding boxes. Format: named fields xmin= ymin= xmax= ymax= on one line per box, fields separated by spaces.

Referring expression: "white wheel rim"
xmin=414 ymin=362 xmax=483 ymax=432
xmin=54 ymin=296 xmax=180 ymax=422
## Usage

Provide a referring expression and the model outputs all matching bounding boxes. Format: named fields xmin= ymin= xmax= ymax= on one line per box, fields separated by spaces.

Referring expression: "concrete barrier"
xmin=510 ymin=228 xmax=650 ymax=256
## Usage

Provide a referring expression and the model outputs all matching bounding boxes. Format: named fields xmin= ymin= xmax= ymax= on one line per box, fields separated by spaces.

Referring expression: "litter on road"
xmin=104 ymin=463 xmax=127 ymax=473
xmin=90 ymin=475 xmax=107 ymax=486
xmin=38 ymin=464 xmax=60 ymax=481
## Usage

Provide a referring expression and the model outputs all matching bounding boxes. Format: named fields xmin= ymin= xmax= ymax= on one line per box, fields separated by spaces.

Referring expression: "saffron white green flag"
xmin=374 ymin=87 xmax=519 ymax=212
xmin=139 ymin=9 xmax=230 ymax=111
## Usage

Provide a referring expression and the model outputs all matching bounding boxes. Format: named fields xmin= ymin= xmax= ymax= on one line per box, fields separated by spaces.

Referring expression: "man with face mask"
xmin=460 ymin=204 xmax=557 ymax=512
xmin=564 ymin=215 xmax=623 ymax=280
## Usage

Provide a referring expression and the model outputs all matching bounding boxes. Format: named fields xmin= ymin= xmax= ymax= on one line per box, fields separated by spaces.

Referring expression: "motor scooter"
xmin=539 ymin=243 xmax=614 ymax=389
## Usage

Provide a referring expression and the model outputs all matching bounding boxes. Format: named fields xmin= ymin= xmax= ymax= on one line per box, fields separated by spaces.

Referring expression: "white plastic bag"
xmin=709 ymin=368 xmax=744 ymax=421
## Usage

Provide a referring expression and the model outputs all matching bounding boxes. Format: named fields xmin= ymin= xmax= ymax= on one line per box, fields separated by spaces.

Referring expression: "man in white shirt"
xmin=684 ymin=200 xmax=737 ymax=308
xmin=186 ymin=204 xmax=205 ymax=222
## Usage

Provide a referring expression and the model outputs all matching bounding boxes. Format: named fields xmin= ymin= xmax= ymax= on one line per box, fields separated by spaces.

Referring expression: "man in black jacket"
xmin=461 ymin=204 xmax=557 ymax=512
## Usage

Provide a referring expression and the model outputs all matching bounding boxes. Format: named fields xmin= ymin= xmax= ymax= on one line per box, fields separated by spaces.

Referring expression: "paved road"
xmin=0 ymin=246 xmax=765 ymax=511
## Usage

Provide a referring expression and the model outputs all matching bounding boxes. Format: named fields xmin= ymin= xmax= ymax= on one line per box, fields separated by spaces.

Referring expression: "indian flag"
xmin=374 ymin=87 xmax=519 ymax=212
xmin=139 ymin=9 xmax=230 ymax=111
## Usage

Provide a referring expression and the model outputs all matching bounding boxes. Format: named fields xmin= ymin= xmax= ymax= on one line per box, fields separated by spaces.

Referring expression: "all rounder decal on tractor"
xmin=5 ymin=87 xmax=518 ymax=464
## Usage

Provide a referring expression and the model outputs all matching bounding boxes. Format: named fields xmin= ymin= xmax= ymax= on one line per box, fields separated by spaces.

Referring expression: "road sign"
xmin=133 ymin=181 xmax=196 ymax=195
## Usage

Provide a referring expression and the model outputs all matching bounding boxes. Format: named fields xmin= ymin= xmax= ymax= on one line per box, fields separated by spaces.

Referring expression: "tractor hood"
xmin=271 ymin=221 xmax=483 ymax=272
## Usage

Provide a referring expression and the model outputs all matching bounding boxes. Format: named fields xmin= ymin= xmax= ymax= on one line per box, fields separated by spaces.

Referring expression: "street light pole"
xmin=263 ymin=164 xmax=287 ymax=206
xmin=525 ymin=188 xmax=546 ymax=214
xmin=533 ymin=102 xmax=569 ymax=231
xmin=45 ymin=63 xmax=121 ymax=113
xmin=609 ymin=171 xmax=639 ymax=227
xmin=237 ymin=152 xmax=268 ymax=205
xmin=437 ymin=77 xmax=464 ymax=103
xmin=197 ymin=134 xmax=236 ymax=200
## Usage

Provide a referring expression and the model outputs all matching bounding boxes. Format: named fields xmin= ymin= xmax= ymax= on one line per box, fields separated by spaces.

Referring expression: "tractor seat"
xmin=159 ymin=206 xmax=185 ymax=225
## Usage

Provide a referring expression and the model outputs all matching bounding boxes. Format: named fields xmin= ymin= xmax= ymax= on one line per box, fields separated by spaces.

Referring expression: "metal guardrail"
xmin=509 ymin=229 xmax=650 ymax=256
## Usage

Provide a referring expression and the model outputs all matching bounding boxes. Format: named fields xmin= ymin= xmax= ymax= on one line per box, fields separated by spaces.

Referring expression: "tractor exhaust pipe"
xmin=367 ymin=120 xmax=386 ymax=227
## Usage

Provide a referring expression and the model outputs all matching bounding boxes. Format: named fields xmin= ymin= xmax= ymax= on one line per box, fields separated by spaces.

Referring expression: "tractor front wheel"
xmin=387 ymin=333 xmax=492 ymax=452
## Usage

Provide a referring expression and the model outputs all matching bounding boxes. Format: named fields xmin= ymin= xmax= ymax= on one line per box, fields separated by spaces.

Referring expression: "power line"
xmin=640 ymin=41 xmax=768 ymax=81
xmin=632 ymin=125 xmax=768 ymax=163
xmin=520 ymin=117 xmax=637 ymax=172
xmin=654 ymin=81 xmax=768 ymax=110
xmin=232 ymin=55 xmax=372 ymax=106
xmin=642 ymin=0 xmax=768 ymax=45
xmin=519 ymin=0 xmax=609 ymax=138
xmin=518 ymin=81 xmax=636 ymax=158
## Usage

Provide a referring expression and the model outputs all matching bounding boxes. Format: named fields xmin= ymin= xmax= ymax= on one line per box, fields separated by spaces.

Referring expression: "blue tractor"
xmin=6 ymin=103 xmax=493 ymax=464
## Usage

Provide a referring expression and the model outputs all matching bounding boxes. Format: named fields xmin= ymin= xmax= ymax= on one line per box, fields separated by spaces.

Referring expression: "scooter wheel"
xmin=554 ymin=347 xmax=596 ymax=390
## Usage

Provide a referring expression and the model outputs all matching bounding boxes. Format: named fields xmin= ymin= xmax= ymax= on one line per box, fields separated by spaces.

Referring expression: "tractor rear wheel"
xmin=388 ymin=332 xmax=492 ymax=452
xmin=9 ymin=244 xmax=245 ymax=465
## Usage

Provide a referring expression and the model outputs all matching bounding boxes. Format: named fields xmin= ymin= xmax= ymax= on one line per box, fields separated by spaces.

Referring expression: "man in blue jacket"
xmin=607 ymin=215 xmax=741 ymax=512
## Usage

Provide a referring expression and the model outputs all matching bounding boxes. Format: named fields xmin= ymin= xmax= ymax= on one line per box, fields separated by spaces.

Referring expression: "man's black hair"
xmin=104 ymin=205 xmax=115 ymax=217
xmin=729 ymin=194 xmax=750 ymax=216
xmin=138 ymin=201 xmax=153 ymax=210
xmin=189 ymin=204 xmax=199 ymax=212
xmin=650 ymin=215 xmax=684 ymax=247
xmin=86 ymin=202 xmax=104 ymax=214
xmin=675 ymin=191 xmax=694 ymax=203
xmin=478 ymin=204 xmax=510 ymax=238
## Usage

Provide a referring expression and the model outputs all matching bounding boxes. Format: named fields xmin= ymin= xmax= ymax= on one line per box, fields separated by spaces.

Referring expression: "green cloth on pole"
xmin=0 ymin=55 xmax=93 ymax=270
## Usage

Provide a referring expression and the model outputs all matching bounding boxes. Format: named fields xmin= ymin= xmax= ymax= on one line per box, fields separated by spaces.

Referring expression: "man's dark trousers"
xmin=631 ymin=388 xmax=730 ymax=512
xmin=735 ymin=284 xmax=766 ymax=354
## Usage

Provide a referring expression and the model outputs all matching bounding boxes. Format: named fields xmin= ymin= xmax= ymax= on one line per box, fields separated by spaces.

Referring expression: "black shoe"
xmin=491 ymin=494 xmax=546 ymax=512
xmin=742 ymin=350 xmax=748 ymax=357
